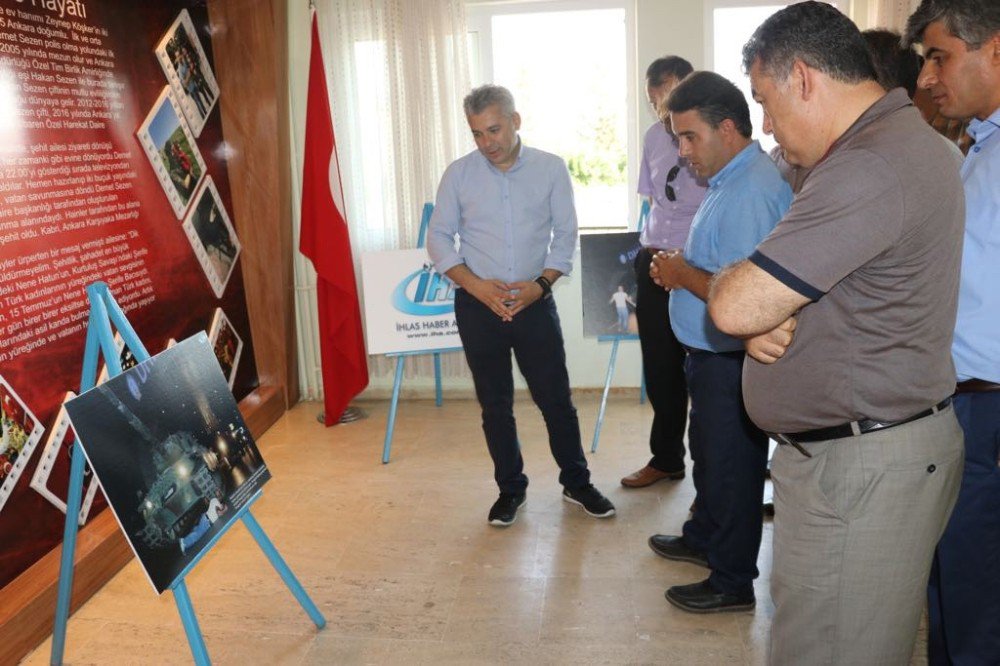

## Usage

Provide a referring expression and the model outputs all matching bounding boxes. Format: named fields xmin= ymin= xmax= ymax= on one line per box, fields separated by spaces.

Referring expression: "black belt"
xmin=771 ymin=397 xmax=952 ymax=457
xmin=956 ymin=379 xmax=1000 ymax=394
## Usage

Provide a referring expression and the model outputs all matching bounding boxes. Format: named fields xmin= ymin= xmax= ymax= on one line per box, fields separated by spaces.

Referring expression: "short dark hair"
xmin=905 ymin=0 xmax=1000 ymax=49
xmin=862 ymin=29 xmax=923 ymax=98
xmin=742 ymin=1 xmax=877 ymax=84
xmin=666 ymin=71 xmax=753 ymax=138
xmin=645 ymin=56 xmax=694 ymax=87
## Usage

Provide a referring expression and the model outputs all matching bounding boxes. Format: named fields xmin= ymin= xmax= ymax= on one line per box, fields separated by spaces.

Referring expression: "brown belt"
xmin=955 ymin=379 xmax=1000 ymax=394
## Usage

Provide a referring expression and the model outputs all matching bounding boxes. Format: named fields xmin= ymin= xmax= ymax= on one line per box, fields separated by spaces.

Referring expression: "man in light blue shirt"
xmin=646 ymin=71 xmax=791 ymax=613
xmin=427 ymin=85 xmax=615 ymax=527
xmin=908 ymin=2 xmax=1000 ymax=662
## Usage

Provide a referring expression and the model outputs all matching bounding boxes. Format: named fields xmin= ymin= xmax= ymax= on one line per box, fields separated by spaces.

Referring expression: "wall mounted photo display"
xmin=183 ymin=176 xmax=241 ymax=298
xmin=155 ymin=9 xmax=220 ymax=138
xmin=28 ymin=392 xmax=101 ymax=526
xmin=0 ymin=375 xmax=45 ymax=516
xmin=64 ymin=334 xmax=271 ymax=594
xmin=208 ymin=308 xmax=243 ymax=390
xmin=136 ymin=87 xmax=207 ymax=219
xmin=579 ymin=232 xmax=643 ymax=338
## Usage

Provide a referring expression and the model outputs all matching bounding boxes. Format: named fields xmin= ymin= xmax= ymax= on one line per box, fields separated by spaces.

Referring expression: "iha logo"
xmin=392 ymin=263 xmax=455 ymax=315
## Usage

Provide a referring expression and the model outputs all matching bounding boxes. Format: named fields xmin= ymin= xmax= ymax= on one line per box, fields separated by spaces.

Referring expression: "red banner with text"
xmin=0 ymin=0 xmax=259 ymax=589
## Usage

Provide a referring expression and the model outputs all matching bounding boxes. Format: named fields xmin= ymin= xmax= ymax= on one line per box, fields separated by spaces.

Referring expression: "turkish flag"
xmin=299 ymin=11 xmax=369 ymax=425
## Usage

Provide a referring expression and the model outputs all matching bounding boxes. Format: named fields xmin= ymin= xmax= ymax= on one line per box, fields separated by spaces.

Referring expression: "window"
xmin=706 ymin=1 xmax=840 ymax=153
xmin=467 ymin=1 xmax=637 ymax=229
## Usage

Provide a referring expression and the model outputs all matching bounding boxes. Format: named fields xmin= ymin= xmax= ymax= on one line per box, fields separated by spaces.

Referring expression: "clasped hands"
xmin=650 ymin=249 xmax=797 ymax=364
xmin=649 ymin=249 xmax=687 ymax=290
xmin=468 ymin=277 xmax=542 ymax=321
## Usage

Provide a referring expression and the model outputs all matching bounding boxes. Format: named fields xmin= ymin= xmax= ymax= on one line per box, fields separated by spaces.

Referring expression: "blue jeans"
xmin=928 ymin=391 xmax=1000 ymax=665
xmin=454 ymin=289 xmax=590 ymax=494
xmin=681 ymin=349 xmax=767 ymax=595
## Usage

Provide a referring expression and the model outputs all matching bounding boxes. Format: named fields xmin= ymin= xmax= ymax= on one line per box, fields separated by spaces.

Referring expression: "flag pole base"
xmin=317 ymin=406 xmax=366 ymax=425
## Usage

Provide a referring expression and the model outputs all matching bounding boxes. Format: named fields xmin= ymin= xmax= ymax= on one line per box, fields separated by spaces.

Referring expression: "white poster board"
xmin=361 ymin=249 xmax=461 ymax=354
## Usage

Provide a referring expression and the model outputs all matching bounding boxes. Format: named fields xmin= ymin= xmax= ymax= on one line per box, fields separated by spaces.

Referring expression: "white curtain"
xmin=866 ymin=0 xmax=922 ymax=31
xmin=291 ymin=0 xmax=473 ymax=400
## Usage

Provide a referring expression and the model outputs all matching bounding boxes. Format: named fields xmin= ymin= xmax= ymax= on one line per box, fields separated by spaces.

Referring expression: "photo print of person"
xmin=29 ymin=392 xmax=102 ymax=526
xmin=580 ymin=232 xmax=642 ymax=337
xmin=137 ymin=87 xmax=207 ymax=219
xmin=183 ymin=177 xmax=241 ymax=298
xmin=208 ymin=308 xmax=243 ymax=390
xmin=0 ymin=375 xmax=45 ymax=515
xmin=155 ymin=9 xmax=220 ymax=137
xmin=64 ymin=334 xmax=270 ymax=594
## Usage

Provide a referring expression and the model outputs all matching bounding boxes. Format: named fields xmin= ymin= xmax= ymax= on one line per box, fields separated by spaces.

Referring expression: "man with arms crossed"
xmin=907 ymin=1 xmax=1000 ymax=663
xmin=646 ymin=71 xmax=791 ymax=612
xmin=427 ymin=85 xmax=615 ymax=527
xmin=709 ymin=3 xmax=965 ymax=663
xmin=621 ymin=56 xmax=708 ymax=489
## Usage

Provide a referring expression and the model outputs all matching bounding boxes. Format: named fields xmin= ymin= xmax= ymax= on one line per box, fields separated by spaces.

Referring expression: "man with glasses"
xmin=906 ymin=2 xmax=1000 ymax=663
xmin=620 ymin=56 xmax=708 ymax=490
xmin=646 ymin=71 xmax=791 ymax=612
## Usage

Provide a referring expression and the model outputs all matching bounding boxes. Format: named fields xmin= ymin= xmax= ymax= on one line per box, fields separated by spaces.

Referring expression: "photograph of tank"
xmin=65 ymin=333 xmax=270 ymax=594
xmin=580 ymin=231 xmax=642 ymax=337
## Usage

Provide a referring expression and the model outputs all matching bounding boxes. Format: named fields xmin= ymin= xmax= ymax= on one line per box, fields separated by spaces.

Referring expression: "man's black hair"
xmin=666 ymin=71 xmax=753 ymax=138
xmin=905 ymin=0 xmax=1000 ymax=48
xmin=742 ymin=1 xmax=877 ymax=84
xmin=646 ymin=56 xmax=694 ymax=87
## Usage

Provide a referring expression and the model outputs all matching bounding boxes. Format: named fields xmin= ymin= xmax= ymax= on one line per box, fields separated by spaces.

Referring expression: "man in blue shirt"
xmin=646 ymin=71 xmax=792 ymax=612
xmin=427 ymin=85 xmax=615 ymax=527
xmin=907 ymin=2 xmax=1000 ymax=663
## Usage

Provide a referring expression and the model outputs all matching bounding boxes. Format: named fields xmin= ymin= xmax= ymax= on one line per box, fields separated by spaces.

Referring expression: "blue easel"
xmin=590 ymin=200 xmax=650 ymax=454
xmin=381 ymin=203 xmax=460 ymax=463
xmin=51 ymin=282 xmax=325 ymax=666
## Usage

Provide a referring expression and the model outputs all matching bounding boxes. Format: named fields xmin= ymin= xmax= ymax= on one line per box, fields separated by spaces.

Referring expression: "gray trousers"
xmin=769 ymin=406 xmax=964 ymax=665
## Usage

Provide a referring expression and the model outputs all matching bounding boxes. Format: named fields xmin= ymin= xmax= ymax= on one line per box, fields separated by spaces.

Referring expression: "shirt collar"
xmin=708 ymin=141 xmax=761 ymax=188
xmin=968 ymin=106 xmax=1000 ymax=144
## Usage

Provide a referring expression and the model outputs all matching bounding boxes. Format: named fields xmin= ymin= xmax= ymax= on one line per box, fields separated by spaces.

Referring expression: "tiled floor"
xmin=23 ymin=393 xmax=928 ymax=665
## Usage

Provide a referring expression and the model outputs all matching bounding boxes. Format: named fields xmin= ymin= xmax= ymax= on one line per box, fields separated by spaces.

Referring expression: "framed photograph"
xmin=208 ymin=308 xmax=243 ymax=389
xmin=136 ymin=87 xmax=206 ymax=219
xmin=183 ymin=177 xmax=241 ymax=298
xmin=29 ymin=392 xmax=101 ymax=526
xmin=0 ymin=375 xmax=45 ymax=515
xmin=580 ymin=232 xmax=643 ymax=337
xmin=155 ymin=9 xmax=220 ymax=137
xmin=65 ymin=334 xmax=271 ymax=594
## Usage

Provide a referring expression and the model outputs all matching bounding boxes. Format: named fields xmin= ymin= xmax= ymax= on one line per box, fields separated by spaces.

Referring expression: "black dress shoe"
xmin=647 ymin=535 xmax=708 ymax=567
xmin=665 ymin=579 xmax=755 ymax=614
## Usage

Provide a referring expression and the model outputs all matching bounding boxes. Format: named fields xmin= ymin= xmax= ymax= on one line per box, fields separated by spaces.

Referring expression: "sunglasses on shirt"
xmin=665 ymin=165 xmax=680 ymax=202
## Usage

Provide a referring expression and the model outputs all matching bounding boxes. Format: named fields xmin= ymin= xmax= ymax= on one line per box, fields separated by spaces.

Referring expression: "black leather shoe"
xmin=647 ymin=535 xmax=708 ymax=567
xmin=665 ymin=579 xmax=755 ymax=614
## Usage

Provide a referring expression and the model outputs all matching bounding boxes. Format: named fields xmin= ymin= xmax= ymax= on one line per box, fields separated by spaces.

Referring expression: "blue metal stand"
xmin=590 ymin=200 xmax=652 ymax=454
xmin=382 ymin=347 xmax=462 ymax=463
xmin=590 ymin=334 xmax=645 ymax=453
xmin=50 ymin=282 xmax=325 ymax=666
xmin=379 ymin=202 xmax=459 ymax=463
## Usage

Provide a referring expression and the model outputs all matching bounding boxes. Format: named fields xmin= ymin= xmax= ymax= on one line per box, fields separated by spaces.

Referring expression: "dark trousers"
xmin=454 ymin=289 xmax=590 ymax=494
xmin=634 ymin=248 xmax=688 ymax=473
xmin=928 ymin=391 xmax=1000 ymax=665
xmin=680 ymin=349 xmax=768 ymax=595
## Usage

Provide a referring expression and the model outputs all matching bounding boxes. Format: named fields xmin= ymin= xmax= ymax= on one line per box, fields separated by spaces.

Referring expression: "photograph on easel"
xmin=65 ymin=334 xmax=270 ymax=594
xmin=579 ymin=232 xmax=642 ymax=337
